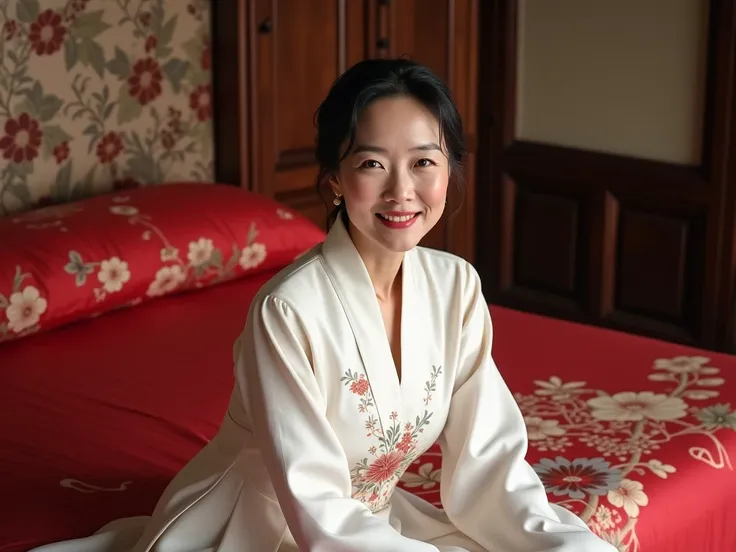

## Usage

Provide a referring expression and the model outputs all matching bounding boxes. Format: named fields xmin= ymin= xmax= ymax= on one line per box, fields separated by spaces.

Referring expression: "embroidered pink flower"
xmin=364 ymin=451 xmax=404 ymax=483
xmin=350 ymin=376 xmax=370 ymax=396
xmin=396 ymin=432 xmax=415 ymax=454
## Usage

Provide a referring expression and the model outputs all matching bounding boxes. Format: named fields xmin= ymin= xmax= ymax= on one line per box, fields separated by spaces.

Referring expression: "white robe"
xmin=32 ymin=218 xmax=616 ymax=552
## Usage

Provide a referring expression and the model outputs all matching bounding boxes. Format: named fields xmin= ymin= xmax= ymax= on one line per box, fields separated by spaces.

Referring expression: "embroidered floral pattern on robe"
xmin=342 ymin=365 xmax=442 ymax=512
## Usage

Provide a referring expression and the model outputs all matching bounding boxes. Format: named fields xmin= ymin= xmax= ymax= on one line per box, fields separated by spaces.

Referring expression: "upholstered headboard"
xmin=0 ymin=0 xmax=213 ymax=216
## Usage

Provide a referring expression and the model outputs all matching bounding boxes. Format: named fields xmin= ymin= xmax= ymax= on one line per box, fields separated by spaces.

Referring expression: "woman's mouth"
xmin=376 ymin=211 xmax=420 ymax=229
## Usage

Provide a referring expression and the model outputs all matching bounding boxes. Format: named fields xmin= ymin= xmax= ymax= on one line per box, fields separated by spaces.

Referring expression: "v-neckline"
xmin=320 ymin=218 xmax=424 ymax=424
xmin=377 ymin=264 xmax=405 ymax=387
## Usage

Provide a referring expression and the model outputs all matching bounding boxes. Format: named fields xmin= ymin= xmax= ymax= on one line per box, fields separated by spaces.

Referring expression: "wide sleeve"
xmin=436 ymin=266 xmax=617 ymax=552
xmin=236 ymin=294 xmax=440 ymax=552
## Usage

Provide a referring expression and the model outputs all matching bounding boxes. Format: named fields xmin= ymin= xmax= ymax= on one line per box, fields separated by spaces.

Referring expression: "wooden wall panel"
xmin=616 ymin=209 xmax=692 ymax=319
xmin=476 ymin=0 xmax=736 ymax=350
xmin=496 ymin=174 xmax=588 ymax=314
xmin=514 ymin=189 xmax=581 ymax=296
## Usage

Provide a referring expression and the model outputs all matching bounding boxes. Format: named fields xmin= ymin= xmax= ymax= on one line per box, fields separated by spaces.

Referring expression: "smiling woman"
xmin=31 ymin=59 xmax=616 ymax=552
xmin=315 ymin=59 xmax=465 ymax=240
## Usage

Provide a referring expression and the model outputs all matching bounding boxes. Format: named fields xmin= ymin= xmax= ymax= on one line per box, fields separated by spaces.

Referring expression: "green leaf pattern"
xmin=0 ymin=0 xmax=214 ymax=216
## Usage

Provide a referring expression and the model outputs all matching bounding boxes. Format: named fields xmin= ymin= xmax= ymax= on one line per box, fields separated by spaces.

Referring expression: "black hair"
xmin=313 ymin=57 xmax=466 ymax=230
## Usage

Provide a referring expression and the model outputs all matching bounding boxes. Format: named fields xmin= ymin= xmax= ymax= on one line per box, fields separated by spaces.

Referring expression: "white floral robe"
xmin=32 ymin=218 xmax=616 ymax=552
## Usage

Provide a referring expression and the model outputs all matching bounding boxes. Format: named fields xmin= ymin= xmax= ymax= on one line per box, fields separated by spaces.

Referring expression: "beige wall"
xmin=516 ymin=0 xmax=709 ymax=165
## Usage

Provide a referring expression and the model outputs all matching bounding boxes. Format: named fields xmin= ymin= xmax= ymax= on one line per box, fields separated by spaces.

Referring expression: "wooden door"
xmin=248 ymin=0 xmax=367 ymax=230
xmin=476 ymin=0 xmax=736 ymax=350
xmin=378 ymin=0 xmax=479 ymax=261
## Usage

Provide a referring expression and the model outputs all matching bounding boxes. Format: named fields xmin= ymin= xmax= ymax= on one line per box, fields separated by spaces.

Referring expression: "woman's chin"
xmin=373 ymin=225 xmax=429 ymax=253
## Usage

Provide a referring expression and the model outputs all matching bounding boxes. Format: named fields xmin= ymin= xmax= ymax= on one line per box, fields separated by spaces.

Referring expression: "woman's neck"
xmin=364 ymin=252 xmax=403 ymax=301
xmin=347 ymin=221 xmax=404 ymax=300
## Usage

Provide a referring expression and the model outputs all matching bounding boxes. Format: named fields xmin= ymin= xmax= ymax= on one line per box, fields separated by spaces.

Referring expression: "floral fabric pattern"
xmin=397 ymin=355 xmax=736 ymax=552
xmin=0 ymin=183 xmax=327 ymax=343
xmin=343 ymin=365 xmax=443 ymax=512
xmin=0 ymin=195 xmax=267 ymax=341
xmin=0 ymin=266 xmax=47 ymax=337
xmin=0 ymin=0 xmax=213 ymax=216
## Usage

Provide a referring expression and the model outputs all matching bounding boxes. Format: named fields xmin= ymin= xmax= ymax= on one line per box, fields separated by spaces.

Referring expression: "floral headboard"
xmin=0 ymin=0 xmax=213 ymax=216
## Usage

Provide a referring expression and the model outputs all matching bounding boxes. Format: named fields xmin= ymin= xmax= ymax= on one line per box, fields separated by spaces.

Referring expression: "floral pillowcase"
xmin=0 ymin=183 xmax=326 ymax=343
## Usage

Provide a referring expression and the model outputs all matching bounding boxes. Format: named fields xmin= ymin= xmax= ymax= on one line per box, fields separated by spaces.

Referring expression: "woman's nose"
xmin=384 ymin=171 xmax=414 ymax=202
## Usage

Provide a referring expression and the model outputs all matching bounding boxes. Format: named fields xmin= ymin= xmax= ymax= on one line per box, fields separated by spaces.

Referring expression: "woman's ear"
xmin=329 ymin=176 xmax=341 ymax=197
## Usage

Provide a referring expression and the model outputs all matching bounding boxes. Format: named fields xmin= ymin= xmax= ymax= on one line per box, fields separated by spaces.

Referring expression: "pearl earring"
xmin=333 ymin=195 xmax=342 ymax=206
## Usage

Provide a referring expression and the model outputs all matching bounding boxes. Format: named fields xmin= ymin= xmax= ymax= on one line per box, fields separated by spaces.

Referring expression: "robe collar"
xmin=319 ymin=217 xmax=423 ymax=418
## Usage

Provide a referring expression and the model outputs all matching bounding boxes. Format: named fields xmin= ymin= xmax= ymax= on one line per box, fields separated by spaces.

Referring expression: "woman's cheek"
xmin=346 ymin=175 xmax=382 ymax=204
xmin=421 ymin=174 xmax=450 ymax=205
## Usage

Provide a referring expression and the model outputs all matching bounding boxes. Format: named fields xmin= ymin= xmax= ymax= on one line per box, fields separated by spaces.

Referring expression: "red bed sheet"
xmin=0 ymin=273 xmax=276 ymax=552
xmin=400 ymin=307 xmax=736 ymax=552
xmin=1 ymin=279 xmax=735 ymax=552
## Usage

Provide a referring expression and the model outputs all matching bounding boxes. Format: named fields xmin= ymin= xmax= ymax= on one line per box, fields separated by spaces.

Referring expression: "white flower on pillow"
xmin=146 ymin=265 xmax=187 ymax=297
xmin=187 ymin=238 xmax=214 ymax=267
xmin=97 ymin=257 xmax=131 ymax=293
xmin=160 ymin=246 xmax=179 ymax=262
xmin=239 ymin=243 xmax=267 ymax=270
xmin=109 ymin=205 xmax=139 ymax=216
xmin=276 ymin=208 xmax=294 ymax=220
xmin=5 ymin=286 xmax=48 ymax=333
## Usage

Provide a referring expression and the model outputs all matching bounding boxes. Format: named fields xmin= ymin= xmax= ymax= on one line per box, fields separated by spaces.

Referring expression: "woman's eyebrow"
xmin=351 ymin=142 xmax=441 ymax=154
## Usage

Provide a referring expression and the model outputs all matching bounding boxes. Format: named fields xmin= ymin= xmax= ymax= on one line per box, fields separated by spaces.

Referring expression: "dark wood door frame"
xmin=476 ymin=0 xmax=736 ymax=351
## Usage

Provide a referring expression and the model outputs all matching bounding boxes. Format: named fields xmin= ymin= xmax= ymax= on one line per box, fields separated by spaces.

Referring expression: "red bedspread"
xmin=0 ymin=274 xmax=275 ymax=552
xmin=400 ymin=306 xmax=736 ymax=552
xmin=1 ymin=279 xmax=734 ymax=551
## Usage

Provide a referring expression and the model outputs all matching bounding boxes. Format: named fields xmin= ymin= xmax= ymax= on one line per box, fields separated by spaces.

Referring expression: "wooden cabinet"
xmin=214 ymin=0 xmax=478 ymax=260
xmin=248 ymin=0 xmax=367 ymax=227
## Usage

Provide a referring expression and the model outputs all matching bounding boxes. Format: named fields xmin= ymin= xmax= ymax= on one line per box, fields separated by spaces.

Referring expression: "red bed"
xmin=2 ymin=187 xmax=735 ymax=552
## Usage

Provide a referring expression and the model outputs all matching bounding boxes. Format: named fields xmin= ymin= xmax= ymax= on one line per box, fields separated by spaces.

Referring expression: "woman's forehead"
xmin=354 ymin=97 xmax=440 ymax=148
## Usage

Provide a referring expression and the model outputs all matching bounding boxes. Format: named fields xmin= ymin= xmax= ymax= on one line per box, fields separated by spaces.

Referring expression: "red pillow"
xmin=0 ymin=183 xmax=326 ymax=343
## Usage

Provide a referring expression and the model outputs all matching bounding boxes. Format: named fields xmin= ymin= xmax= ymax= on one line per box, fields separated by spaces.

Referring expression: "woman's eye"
xmin=415 ymin=158 xmax=434 ymax=168
xmin=359 ymin=160 xmax=381 ymax=169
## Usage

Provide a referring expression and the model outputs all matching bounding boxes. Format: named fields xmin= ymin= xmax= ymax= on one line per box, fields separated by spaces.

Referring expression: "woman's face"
xmin=333 ymin=95 xmax=450 ymax=256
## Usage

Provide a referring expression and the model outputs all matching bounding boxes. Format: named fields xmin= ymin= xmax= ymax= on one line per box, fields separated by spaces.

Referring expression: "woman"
xmin=34 ymin=59 xmax=615 ymax=552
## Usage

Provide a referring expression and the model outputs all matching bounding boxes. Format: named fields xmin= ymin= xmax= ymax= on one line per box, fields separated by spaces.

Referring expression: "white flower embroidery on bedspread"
xmin=396 ymin=356 xmax=736 ymax=552
xmin=518 ymin=356 xmax=735 ymax=551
